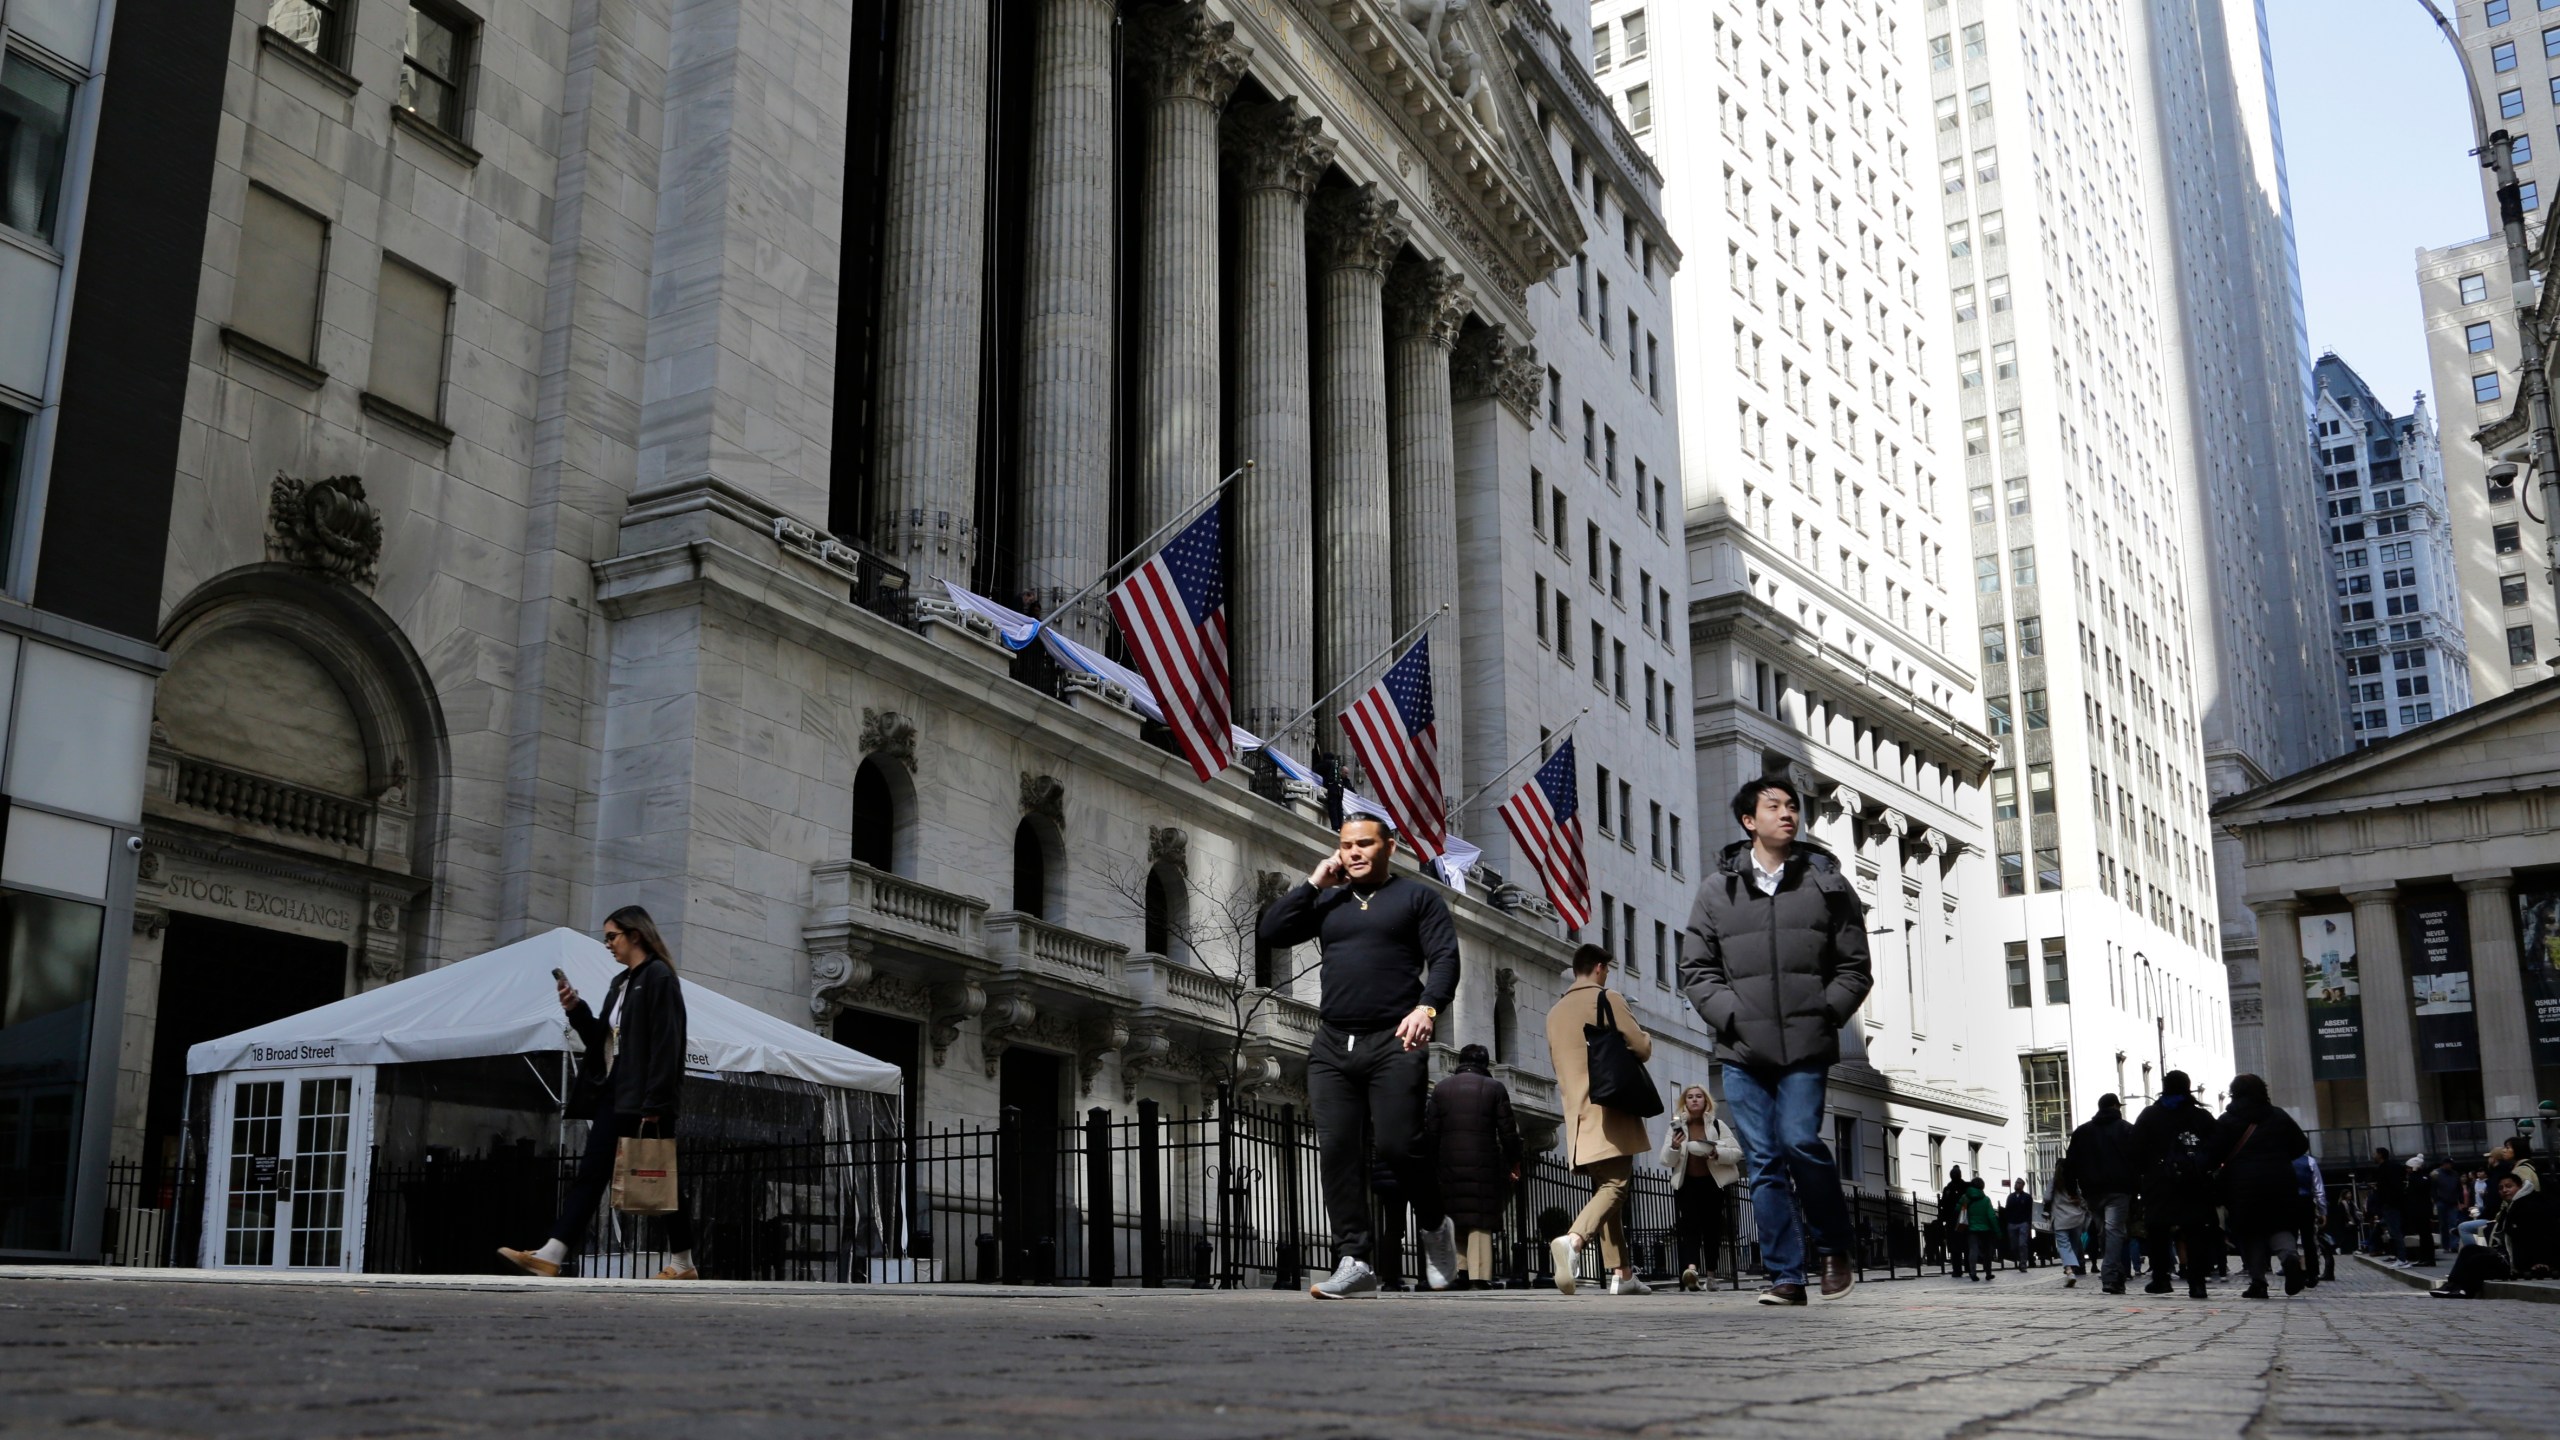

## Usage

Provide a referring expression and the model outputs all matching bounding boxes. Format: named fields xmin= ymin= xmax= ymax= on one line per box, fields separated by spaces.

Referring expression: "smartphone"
xmin=551 ymin=967 xmax=568 ymax=985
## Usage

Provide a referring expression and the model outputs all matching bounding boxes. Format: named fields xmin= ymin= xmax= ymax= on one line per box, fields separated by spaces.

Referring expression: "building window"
xmin=1988 ymin=696 xmax=2013 ymax=734
xmin=2512 ymin=625 xmax=2540 ymax=666
xmin=1947 ymin=220 xmax=1971 ymax=258
xmin=2497 ymin=521 xmax=2523 ymax=553
xmin=2517 ymin=134 xmax=2536 ymax=165
xmin=2469 ymin=321 xmax=2497 ymax=353
xmin=1548 ymin=368 xmax=1564 ymax=430
xmin=1976 ymin=555 xmax=2000 ymax=593
xmin=2010 ymin=544 xmax=2037 ymax=587
xmin=1670 ymin=815 xmax=1682 ymax=873
xmin=1582 ymin=405 xmax=1598 ymax=464
xmin=1626 ymin=83 xmax=1652 ymax=133
xmin=2028 ymin=763 xmax=2055 ymax=814
xmin=234 ymin=186 xmax=330 ymax=365
xmin=2018 ymin=615 xmax=2043 ymax=656
xmin=1993 ymin=341 xmax=2018 ymax=379
xmin=1624 ymin=8 xmax=1647 ymax=57
xmin=2524 ymin=181 xmax=2543 ymax=210
xmin=2041 ymin=938 xmax=2070 ymax=1002
xmin=366 ymin=257 xmax=452 ymax=422
xmin=268 ymin=0 xmax=353 ymax=61
xmin=1593 ymin=20 xmax=1613 ymax=71
xmin=2034 ymin=846 xmax=2062 ymax=892
xmin=1930 ymin=33 xmax=1953 ymax=70
xmin=2504 ymin=573 xmax=2531 ymax=606
xmin=2547 ymin=22 xmax=2560 ymax=56
xmin=0 ymin=53 xmax=75 ymax=244
xmin=1968 ymin=83 xmax=1992 ymax=120
xmin=2492 ymin=0 xmax=2516 ymax=20
xmin=2504 ymin=86 xmax=2529 ymax=119
xmin=1993 ymin=772 xmax=2018 ymax=821
xmin=1999 ymin=851 xmax=2026 ymax=896
xmin=2495 ymin=39 xmax=2519 ymax=71
xmin=1556 ymin=594 xmax=1573 ymax=663
xmin=2475 ymin=371 xmax=2504 ymax=404
xmin=1980 ymin=624 xmax=2007 ymax=667
xmin=398 ymin=3 xmax=474 ymax=136
xmin=2461 ymin=272 xmax=2490 ymax=304
xmin=2005 ymin=941 xmax=2031 ymax=1005
xmin=1591 ymin=622 xmax=1607 ymax=689
xmin=1649 ymin=801 xmax=1664 ymax=864
xmin=2022 ymin=688 xmax=2049 ymax=730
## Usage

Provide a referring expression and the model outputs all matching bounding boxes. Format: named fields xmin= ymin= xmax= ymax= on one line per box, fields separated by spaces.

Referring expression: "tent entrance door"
xmin=200 ymin=1066 xmax=374 ymax=1270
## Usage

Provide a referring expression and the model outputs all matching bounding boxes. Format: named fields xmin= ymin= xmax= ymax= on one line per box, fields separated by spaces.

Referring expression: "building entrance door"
xmin=200 ymin=1066 xmax=374 ymax=1270
xmin=998 ymin=1049 xmax=1062 ymax=1283
xmin=144 ymin=914 xmax=347 ymax=1189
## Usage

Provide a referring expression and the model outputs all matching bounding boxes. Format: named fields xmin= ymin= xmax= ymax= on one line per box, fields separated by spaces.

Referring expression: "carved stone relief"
xmin=860 ymin=708 xmax=917 ymax=771
xmin=268 ymin=474 xmax=384 ymax=588
xmin=1019 ymin=773 xmax=1066 ymax=826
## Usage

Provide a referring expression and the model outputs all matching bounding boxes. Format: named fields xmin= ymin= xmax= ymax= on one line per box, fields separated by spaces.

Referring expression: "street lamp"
xmin=2420 ymin=0 xmax=2560 ymax=667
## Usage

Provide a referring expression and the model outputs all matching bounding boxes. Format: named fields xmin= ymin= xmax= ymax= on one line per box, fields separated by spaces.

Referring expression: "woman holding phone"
xmin=1662 ymin=1084 xmax=1737 ymax=1290
xmin=501 ymin=906 xmax=695 ymax=1279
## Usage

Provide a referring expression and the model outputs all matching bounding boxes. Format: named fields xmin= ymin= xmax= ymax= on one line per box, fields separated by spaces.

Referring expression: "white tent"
xmin=188 ymin=927 xmax=900 ymax=1092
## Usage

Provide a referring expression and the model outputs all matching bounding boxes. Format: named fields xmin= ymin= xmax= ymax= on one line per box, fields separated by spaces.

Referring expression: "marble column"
xmin=1386 ymin=256 xmax=1469 ymax=801
xmin=1310 ymin=183 xmax=1407 ymax=772
xmin=1014 ymin=0 xmax=1119 ymax=638
xmin=872 ymin=0 xmax=991 ymax=587
xmin=2345 ymin=883 xmax=2422 ymax=1126
xmin=1135 ymin=3 xmax=1248 ymax=538
xmin=2459 ymin=871 xmax=2544 ymax=1118
xmin=2250 ymin=898 xmax=2317 ymax=1124
xmin=1224 ymin=100 xmax=1333 ymax=742
xmin=1451 ymin=327 xmax=1542 ymax=816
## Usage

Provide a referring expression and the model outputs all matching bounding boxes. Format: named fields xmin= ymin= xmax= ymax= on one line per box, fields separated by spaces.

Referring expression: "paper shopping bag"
xmin=612 ymin=1130 xmax=679 ymax=1214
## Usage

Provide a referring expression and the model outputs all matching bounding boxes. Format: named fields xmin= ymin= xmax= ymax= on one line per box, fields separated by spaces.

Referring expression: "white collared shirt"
xmin=1750 ymin=853 xmax=1787 ymax=895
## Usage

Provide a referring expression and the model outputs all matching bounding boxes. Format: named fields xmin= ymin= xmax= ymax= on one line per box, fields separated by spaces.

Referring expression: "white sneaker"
xmin=1680 ymin=1264 xmax=1700 ymax=1291
xmin=1421 ymin=1217 xmax=1459 ymax=1292
xmin=1550 ymin=1234 xmax=1582 ymax=1295
xmin=1309 ymin=1256 xmax=1380 ymax=1299
xmin=1608 ymin=1272 xmax=1652 ymax=1296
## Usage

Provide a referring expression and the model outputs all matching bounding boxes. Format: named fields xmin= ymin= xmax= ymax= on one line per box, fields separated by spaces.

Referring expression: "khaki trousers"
xmin=1569 ymin=1155 xmax=1634 ymax=1271
xmin=1461 ymin=1227 xmax=1495 ymax=1282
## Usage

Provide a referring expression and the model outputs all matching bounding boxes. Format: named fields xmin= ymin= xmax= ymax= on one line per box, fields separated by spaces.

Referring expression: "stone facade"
xmin=113 ymin=0 xmax=1720 ymax=1172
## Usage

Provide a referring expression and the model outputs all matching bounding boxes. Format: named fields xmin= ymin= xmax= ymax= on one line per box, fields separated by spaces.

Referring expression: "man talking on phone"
xmin=1258 ymin=815 xmax=1462 ymax=1298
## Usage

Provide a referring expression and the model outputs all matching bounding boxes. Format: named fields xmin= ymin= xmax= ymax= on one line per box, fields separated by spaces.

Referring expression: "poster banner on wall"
xmin=2517 ymin=888 xmax=2560 ymax=1064
xmin=2299 ymin=911 xmax=2364 ymax=1082
xmin=2400 ymin=892 xmax=2478 ymax=1074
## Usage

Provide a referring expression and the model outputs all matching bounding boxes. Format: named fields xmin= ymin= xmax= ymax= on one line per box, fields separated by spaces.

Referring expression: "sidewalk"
xmin=2348 ymin=1249 xmax=2560 ymax=1303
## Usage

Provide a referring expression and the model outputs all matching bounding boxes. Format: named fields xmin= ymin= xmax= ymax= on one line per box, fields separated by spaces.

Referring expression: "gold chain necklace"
xmin=1354 ymin=889 xmax=1373 ymax=911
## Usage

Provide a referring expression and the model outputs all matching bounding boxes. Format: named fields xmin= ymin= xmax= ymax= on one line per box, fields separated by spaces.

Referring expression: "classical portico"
xmin=2218 ymin=678 xmax=2560 ymax=1144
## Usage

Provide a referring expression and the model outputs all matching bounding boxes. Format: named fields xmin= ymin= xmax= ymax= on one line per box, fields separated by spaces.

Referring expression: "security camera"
xmin=124 ymin=835 xmax=146 ymax=854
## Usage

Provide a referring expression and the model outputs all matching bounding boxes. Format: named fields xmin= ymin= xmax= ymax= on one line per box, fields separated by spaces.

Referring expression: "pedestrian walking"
xmin=1963 ymin=1177 xmax=2000 ymax=1282
xmin=2291 ymin=1152 xmax=2330 ymax=1286
xmin=2002 ymin=1179 xmax=2034 ymax=1271
xmin=2212 ymin=1074 xmax=2312 ymax=1299
xmin=1662 ymin=1083 xmax=1739 ymax=1290
xmin=1423 ymin=1044 xmax=1522 ymax=1289
xmin=2366 ymin=1146 xmax=2412 ymax=1266
xmin=1257 ymin=815 xmax=1463 ymax=1299
xmin=2132 ymin=1071 xmax=2219 ymax=1300
xmin=1937 ymin=1166 xmax=1972 ymax=1275
xmin=1546 ymin=943 xmax=1659 ymax=1296
xmin=2046 ymin=1159 xmax=2091 ymax=1286
xmin=1679 ymin=776 xmax=1874 ymax=1307
xmin=2063 ymin=1093 xmax=2140 ymax=1294
xmin=501 ymin=907 xmax=696 ymax=1280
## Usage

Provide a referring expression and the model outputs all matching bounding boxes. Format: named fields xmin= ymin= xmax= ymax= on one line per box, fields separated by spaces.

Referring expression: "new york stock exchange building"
xmin=8 ymin=0 xmax=1757 ymax=1271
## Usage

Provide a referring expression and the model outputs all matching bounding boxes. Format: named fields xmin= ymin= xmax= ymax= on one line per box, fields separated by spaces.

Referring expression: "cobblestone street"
xmin=4 ymin=1261 xmax=2553 ymax=1438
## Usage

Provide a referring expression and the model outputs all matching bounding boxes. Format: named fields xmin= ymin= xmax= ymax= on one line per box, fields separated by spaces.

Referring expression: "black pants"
xmin=551 ymin=1107 xmax=693 ymax=1254
xmin=1306 ymin=1025 xmax=1440 ymax=1261
xmin=1674 ymin=1179 xmax=1724 ymax=1275
xmin=2442 ymin=1244 xmax=2509 ymax=1296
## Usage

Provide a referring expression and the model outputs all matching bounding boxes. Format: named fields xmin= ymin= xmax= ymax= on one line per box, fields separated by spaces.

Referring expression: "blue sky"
xmin=2266 ymin=0 xmax=2484 ymax=410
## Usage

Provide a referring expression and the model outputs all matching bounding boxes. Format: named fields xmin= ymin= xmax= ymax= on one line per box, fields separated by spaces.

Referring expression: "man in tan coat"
xmin=1544 ymin=943 xmax=1656 ymax=1295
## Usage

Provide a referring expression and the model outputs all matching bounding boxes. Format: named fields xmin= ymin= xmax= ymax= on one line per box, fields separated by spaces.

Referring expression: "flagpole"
xmin=1448 ymin=709 xmax=1591 ymax=823
xmin=1036 ymin=461 xmax=1252 ymax=631
xmin=1259 ymin=603 xmax=1449 ymax=751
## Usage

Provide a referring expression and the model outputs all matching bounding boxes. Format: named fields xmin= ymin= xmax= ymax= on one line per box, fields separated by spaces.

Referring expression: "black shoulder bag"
xmin=1585 ymin=990 xmax=1665 ymax=1119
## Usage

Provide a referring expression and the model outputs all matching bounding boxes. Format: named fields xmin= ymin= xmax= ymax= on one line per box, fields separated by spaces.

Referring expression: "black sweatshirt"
xmin=1256 ymin=875 xmax=1461 ymax=1033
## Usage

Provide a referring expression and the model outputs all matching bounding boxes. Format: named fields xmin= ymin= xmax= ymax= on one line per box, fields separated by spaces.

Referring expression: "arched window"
xmin=1144 ymin=870 xmax=1170 ymax=956
xmin=852 ymin=758 xmax=898 ymax=873
xmin=1013 ymin=819 xmax=1051 ymax=919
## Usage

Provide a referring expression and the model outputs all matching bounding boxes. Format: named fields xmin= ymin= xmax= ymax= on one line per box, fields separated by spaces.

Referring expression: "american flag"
xmin=1338 ymin=637 xmax=1446 ymax=863
xmin=1108 ymin=500 xmax=1233 ymax=782
xmin=1499 ymin=738 xmax=1589 ymax=929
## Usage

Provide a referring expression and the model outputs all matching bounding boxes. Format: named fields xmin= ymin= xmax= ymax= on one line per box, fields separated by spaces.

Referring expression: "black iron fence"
xmin=105 ymin=1100 xmax=2027 ymax=1286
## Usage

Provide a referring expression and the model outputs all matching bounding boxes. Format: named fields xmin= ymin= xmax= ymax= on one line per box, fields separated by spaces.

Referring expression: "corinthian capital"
xmin=1312 ymin=182 xmax=1408 ymax=274
xmin=1452 ymin=324 xmax=1512 ymax=400
xmin=1138 ymin=2 xmax=1250 ymax=107
xmin=1225 ymin=98 xmax=1334 ymax=195
xmin=1386 ymin=256 xmax=1469 ymax=347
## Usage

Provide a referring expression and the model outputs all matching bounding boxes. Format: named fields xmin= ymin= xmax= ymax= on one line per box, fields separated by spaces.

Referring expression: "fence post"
xmin=1085 ymin=1107 xmax=1113 ymax=1287
xmin=1273 ymin=1104 xmax=1303 ymax=1290
xmin=997 ymin=1104 xmax=1023 ymax=1284
xmin=1138 ymin=1099 xmax=1164 ymax=1288
xmin=1215 ymin=1093 xmax=1236 ymax=1289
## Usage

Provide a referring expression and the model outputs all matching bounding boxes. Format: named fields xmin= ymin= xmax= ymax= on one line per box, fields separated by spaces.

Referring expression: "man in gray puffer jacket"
xmin=1680 ymin=776 xmax=1872 ymax=1306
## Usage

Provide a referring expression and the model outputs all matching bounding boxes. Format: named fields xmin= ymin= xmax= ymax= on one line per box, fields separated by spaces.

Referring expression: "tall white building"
xmin=2416 ymin=1 xmax=2558 ymax=699
xmin=1920 ymin=0 xmax=2247 ymax=1159
xmin=2312 ymin=353 xmax=2473 ymax=745
xmin=1616 ymin=0 xmax=2023 ymax=1195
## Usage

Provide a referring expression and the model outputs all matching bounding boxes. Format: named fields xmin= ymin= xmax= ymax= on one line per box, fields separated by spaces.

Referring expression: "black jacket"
xmin=1257 ymin=876 xmax=1460 ymax=1033
xmin=1423 ymin=1066 xmax=1523 ymax=1236
xmin=1678 ymin=839 xmax=1873 ymax=1069
xmin=2132 ymin=1093 xmax=2218 ymax=1215
xmin=2001 ymin=1189 xmax=2032 ymax=1225
xmin=568 ymin=956 xmax=688 ymax=1119
xmin=2493 ymin=1187 xmax=2558 ymax=1276
xmin=2065 ymin=1111 xmax=2141 ymax=1197
xmin=2212 ymin=1098 xmax=2311 ymax=1236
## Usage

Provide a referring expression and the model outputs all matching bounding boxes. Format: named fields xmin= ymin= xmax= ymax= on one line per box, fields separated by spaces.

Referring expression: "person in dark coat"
xmin=2432 ymin=1171 xmax=2558 ymax=1298
xmin=2133 ymin=1071 xmax=2219 ymax=1300
xmin=502 ymin=906 xmax=695 ymax=1279
xmin=2213 ymin=1074 xmax=2312 ymax=1298
xmin=1938 ymin=1166 xmax=1972 ymax=1275
xmin=1423 ymin=1044 xmax=1522 ymax=1288
xmin=2064 ymin=1093 xmax=2140 ymax=1293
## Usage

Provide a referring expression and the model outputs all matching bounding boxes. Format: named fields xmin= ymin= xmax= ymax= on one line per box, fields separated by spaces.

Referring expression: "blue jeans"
xmin=1720 ymin=1060 xmax=1850 ymax=1287
xmin=2096 ymin=1192 xmax=2133 ymax=1286
xmin=2054 ymin=1227 xmax=2081 ymax=1271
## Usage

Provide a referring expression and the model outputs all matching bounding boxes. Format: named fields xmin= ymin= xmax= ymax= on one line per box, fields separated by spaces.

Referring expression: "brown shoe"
xmin=498 ymin=1246 xmax=560 ymax=1278
xmin=654 ymin=1265 xmax=700 ymax=1280
xmin=1756 ymin=1282 xmax=1808 ymax=1306
xmin=1818 ymin=1252 xmax=1856 ymax=1301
